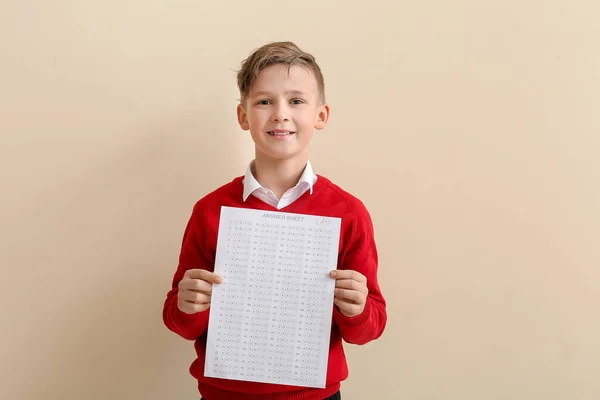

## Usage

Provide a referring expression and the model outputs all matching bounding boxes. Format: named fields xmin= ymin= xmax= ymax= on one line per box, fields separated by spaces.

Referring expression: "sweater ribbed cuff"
xmin=172 ymin=299 xmax=209 ymax=339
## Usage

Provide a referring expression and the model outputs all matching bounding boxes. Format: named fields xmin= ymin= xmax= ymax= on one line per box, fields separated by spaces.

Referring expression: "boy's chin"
xmin=256 ymin=148 xmax=308 ymax=162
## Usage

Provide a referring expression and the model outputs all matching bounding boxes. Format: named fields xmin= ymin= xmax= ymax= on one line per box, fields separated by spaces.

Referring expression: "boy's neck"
xmin=253 ymin=155 xmax=309 ymax=199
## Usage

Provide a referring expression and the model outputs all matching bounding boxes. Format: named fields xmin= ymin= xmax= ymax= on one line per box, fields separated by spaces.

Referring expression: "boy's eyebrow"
xmin=250 ymin=90 xmax=309 ymax=98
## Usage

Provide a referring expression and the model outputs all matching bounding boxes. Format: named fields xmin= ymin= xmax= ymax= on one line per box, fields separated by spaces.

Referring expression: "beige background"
xmin=1 ymin=1 xmax=599 ymax=399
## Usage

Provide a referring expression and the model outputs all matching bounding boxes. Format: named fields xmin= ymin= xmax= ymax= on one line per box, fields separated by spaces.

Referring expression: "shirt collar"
xmin=242 ymin=160 xmax=316 ymax=201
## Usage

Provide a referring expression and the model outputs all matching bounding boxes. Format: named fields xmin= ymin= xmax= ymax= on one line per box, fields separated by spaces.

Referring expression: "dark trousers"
xmin=201 ymin=391 xmax=341 ymax=400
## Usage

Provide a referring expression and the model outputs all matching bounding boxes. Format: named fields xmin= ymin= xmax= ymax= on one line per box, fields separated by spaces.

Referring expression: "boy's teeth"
xmin=270 ymin=131 xmax=292 ymax=136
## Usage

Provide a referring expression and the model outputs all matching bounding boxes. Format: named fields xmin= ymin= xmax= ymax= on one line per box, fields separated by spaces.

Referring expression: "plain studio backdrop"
xmin=1 ymin=1 xmax=599 ymax=399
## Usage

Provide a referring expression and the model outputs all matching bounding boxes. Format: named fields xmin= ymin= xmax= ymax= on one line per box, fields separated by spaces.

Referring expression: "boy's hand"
xmin=330 ymin=270 xmax=368 ymax=318
xmin=177 ymin=269 xmax=223 ymax=314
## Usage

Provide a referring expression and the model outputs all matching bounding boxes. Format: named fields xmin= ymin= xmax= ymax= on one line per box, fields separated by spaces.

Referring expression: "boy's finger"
xmin=334 ymin=279 xmax=368 ymax=293
xmin=184 ymin=296 xmax=211 ymax=305
xmin=180 ymin=289 xmax=210 ymax=303
xmin=187 ymin=279 xmax=214 ymax=293
xmin=179 ymin=278 xmax=211 ymax=295
xmin=334 ymin=288 xmax=366 ymax=304
xmin=188 ymin=291 xmax=211 ymax=304
xmin=329 ymin=270 xmax=366 ymax=283
xmin=334 ymin=298 xmax=363 ymax=316
xmin=185 ymin=269 xmax=223 ymax=284
xmin=180 ymin=301 xmax=210 ymax=314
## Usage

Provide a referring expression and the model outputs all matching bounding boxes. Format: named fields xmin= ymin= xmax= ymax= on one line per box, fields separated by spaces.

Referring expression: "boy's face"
xmin=237 ymin=64 xmax=329 ymax=164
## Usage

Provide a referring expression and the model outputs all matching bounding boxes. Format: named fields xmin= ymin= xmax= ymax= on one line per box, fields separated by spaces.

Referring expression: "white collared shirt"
xmin=242 ymin=160 xmax=317 ymax=210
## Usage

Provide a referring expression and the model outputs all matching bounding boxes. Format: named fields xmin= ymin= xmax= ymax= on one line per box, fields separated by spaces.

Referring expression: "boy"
xmin=163 ymin=41 xmax=387 ymax=400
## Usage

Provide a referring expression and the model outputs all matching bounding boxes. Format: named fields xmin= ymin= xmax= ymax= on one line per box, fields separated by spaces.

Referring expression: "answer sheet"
xmin=205 ymin=206 xmax=342 ymax=388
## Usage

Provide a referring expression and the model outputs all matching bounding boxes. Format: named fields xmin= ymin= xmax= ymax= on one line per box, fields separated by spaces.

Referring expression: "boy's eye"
xmin=290 ymin=99 xmax=305 ymax=105
xmin=257 ymin=99 xmax=271 ymax=105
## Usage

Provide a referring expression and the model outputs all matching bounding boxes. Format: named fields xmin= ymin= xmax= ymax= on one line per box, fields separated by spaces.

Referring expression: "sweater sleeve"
xmin=162 ymin=203 xmax=212 ymax=340
xmin=333 ymin=202 xmax=387 ymax=345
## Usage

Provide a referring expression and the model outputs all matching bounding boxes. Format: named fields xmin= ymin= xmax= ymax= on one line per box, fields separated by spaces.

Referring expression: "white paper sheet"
xmin=204 ymin=206 xmax=342 ymax=388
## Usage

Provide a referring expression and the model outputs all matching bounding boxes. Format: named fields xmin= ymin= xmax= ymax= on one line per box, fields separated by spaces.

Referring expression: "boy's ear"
xmin=237 ymin=103 xmax=250 ymax=131
xmin=314 ymin=103 xmax=330 ymax=130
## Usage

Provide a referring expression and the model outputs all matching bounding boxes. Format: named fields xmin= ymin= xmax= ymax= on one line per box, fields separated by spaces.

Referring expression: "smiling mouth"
xmin=268 ymin=131 xmax=295 ymax=136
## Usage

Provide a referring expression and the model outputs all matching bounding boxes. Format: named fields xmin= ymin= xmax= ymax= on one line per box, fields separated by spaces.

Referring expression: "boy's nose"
xmin=271 ymin=104 xmax=290 ymax=122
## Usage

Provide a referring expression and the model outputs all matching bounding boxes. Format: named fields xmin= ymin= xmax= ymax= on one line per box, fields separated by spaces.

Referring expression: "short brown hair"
xmin=237 ymin=41 xmax=326 ymax=104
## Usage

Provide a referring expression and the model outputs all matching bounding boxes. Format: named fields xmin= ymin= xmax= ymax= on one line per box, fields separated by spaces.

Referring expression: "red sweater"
xmin=163 ymin=175 xmax=387 ymax=400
